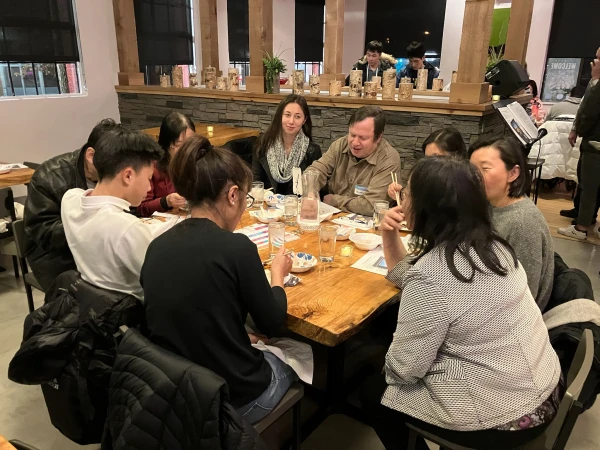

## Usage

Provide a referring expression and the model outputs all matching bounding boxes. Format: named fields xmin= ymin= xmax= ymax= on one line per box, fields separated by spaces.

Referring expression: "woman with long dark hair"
xmin=470 ymin=137 xmax=554 ymax=311
xmin=143 ymin=135 xmax=296 ymax=424
xmin=138 ymin=112 xmax=196 ymax=217
xmin=253 ymin=94 xmax=322 ymax=194
xmin=387 ymin=127 xmax=467 ymax=199
xmin=362 ymin=157 xmax=560 ymax=450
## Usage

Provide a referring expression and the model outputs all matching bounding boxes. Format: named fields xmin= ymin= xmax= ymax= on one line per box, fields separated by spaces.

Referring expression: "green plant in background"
xmin=487 ymin=45 xmax=505 ymax=72
xmin=263 ymin=50 xmax=287 ymax=94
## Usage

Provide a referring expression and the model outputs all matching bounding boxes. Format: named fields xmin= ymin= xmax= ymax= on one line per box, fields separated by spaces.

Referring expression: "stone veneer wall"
xmin=118 ymin=93 xmax=506 ymax=180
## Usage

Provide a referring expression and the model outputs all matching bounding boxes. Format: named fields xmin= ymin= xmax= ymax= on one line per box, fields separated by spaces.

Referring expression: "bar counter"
xmin=116 ymin=85 xmax=530 ymax=180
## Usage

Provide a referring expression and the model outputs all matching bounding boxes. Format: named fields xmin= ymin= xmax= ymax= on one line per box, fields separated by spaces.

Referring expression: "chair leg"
xmin=12 ymin=255 xmax=19 ymax=279
xmin=292 ymin=401 xmax=301 ymax=450
xmin=24 ymin=282 xmax=35 ymax=313
xmin=408 ymin=428 xmax=418 ymax=450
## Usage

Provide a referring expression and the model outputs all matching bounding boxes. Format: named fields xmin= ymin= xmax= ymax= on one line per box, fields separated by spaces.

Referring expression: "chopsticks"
xmin=262 ymin=249 xmax=293 ymax=266
xmin=390 ymin=172 xmax=401 ymax=205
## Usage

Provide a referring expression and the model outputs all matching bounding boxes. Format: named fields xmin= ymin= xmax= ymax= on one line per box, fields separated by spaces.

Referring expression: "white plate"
xmin=349 ymin=233 xmax=383 ymax=251
xmin=291 ymin=252 xmax=317 ymax=273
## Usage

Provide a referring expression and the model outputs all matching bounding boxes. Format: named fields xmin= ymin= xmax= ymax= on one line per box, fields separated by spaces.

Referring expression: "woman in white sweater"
xmin=362 ymin=157 xmax=561 ymax=449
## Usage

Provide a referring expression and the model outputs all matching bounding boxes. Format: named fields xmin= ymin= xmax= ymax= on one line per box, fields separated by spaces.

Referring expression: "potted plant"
xmin=486 ymin=45 xmax=504 ymax=73
xmin=263 ymin=50 xmax=287 ymax=94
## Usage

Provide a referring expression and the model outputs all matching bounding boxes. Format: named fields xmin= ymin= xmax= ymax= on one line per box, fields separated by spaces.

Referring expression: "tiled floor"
xmin=0 ymin=237 xmax=599 ymax=449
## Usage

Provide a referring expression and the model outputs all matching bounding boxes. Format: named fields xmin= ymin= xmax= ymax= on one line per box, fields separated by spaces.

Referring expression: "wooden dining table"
xmin=0 ymin=167 xmax=35 ymax=189
xmin=143 ymin=122 xmax=260 ymax=147
xmin=235 ymin=210 xmax=401 ymax=348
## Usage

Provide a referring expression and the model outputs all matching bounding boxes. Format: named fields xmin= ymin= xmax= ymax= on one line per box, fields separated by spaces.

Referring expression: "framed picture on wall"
xmin=541 ymin=58 xmax=582 ymax=102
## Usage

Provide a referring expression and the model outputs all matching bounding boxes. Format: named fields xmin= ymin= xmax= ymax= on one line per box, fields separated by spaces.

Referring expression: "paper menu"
xmin=0 ymin=163 xmax=28 ymax=171
xmin=350 ymin=234 xmax=414 ymax=276
xmin=497 ymin=101 xmax=539 ymax=146
xmin=332 ymin=213 xmax=373 ymax=231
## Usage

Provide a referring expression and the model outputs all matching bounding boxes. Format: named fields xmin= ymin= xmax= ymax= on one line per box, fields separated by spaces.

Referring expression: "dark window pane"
xmin=0 ymin=62 xmax=11 ymax=96
xmin=10 ymin=63 xmax=37 ymax=96
xmin=35 ymin=62 xmax=59 ymax=94
xmin=295 ymin=0 xmax=324 ymax=62
xmin=135 ymin=0 xmax=193 ymax=66
xmin=0 ymin=0 xmax=80 ymax=63
xmin=4 ymin=27 xmax=31 ymax=57
xmin=30 ymin=0 xmax=51 ymax=20
xmin=365 ymin=1 xmax=446 ymax=59
xmin=227 ymin=0 xmax=249 ymax=62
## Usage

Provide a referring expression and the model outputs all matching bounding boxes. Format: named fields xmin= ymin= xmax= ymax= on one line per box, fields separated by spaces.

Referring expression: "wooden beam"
xmin=112 ymin=0 xmax=144 ymax=85
xmin=450 ymin=0 xmax=494 ymax=103
xmin=198 ymin=0 xmax=220 ymax=74
xmin=504 ymin=0 xmax=534 ymax=66
xmin=248 ymin=0 xmax=273 ymax=78
xmin=456 ymin=0 xmax=495 ymax=84
xmin=323 ymin=0 xmax=345 ymax=83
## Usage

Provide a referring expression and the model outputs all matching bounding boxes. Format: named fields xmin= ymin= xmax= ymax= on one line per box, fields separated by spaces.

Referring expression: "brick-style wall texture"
xmin=118 ymin=93 xmax=506 ymax=180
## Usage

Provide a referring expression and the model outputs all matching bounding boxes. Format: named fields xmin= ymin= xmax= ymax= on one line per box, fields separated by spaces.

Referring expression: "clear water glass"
xmin=268 ymin=222 xmax=286 ymax=257
xmin=251 ymin=181 xmax=264 ymax=208
xmin=284 ymin=195 xmax=298 ymax=225
xmin=373 ymin=201 xmax=389 ymax=230
xmin=319 ymin=225 xmax=338 ymax=262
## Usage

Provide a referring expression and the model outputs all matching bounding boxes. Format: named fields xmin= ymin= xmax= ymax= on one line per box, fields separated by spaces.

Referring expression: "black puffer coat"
xmin=102 ymin=328 xmax=266 ymax=450
xmin=8 ymin=270 xmax=144 ymax=444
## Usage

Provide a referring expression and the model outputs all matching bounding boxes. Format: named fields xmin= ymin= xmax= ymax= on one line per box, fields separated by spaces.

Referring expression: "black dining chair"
xmin=11 ymin=219 xmax=43 ymax=312
xmin=0 ymin=187 xmax=20 ymax=279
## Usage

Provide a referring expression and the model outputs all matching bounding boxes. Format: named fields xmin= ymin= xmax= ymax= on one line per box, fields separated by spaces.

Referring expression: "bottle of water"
xmin=298 ymin=172 xmax=320 ymax=231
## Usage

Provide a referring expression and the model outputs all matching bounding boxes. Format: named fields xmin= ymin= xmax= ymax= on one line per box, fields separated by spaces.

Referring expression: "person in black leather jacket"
xmin=23 ymin=119 xmax=119 ymax=290
xmin=252 ymin=95 xmax=321 ymax=195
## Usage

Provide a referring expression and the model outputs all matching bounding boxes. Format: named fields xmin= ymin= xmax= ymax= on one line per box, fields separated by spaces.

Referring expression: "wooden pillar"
xmin=198 ymin=0 xmax=220 ymax=75
xmin=504 ymin=0 xmax=534 ymax=66
xmin=449 ymin=0 xmax=495 ymax=104
xmin=322 ymin=0 xmax=345 ymax=86
xmin=112 ymin=0 xmax=144 ymax=86
xmin=246 ymin=0 xmax=273 ymax=93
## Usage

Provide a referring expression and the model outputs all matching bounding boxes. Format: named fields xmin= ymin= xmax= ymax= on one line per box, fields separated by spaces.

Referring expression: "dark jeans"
xmin=573 ymin=154 xmax=600 ymax=217
xmin=360 ymin=375 xmax=549 ymax=450
xmin=576 ymin=145 xmax=600 ymax=226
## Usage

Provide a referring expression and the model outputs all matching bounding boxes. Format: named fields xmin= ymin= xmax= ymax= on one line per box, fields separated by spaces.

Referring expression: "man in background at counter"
xmin=396 ymin=41 xmax=440 ymax=89
xmin=345 ymin=40 xmax=397 ymax=85
xmin=545 ymin=84 xmax=586 ymax=121
xmin=307 ymin=106 xmax=400 ymax=216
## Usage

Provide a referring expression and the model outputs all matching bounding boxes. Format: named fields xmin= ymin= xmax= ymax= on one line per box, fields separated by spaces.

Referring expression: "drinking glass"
xmin=284 ymin=195 xmax=298 ymax=225
xmin=319 ymin=225 xmax=338 ymax=262
xmin=373 ymin=201 xmax=389 ymax=230
xmin=251 ymin=181 xmax=264 ymax=208
xmin=268 ymin=222 xmax=286 ymax=257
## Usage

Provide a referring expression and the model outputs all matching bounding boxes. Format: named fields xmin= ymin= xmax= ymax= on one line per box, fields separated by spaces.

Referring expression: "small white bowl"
xmin=291 ymin=252 xmax=317 ymax=273
xmin=256 ymin=209 xmax=283 ymax=223
xmin=349 ymin=233 xmax=383 ymax=251
xmin=336 ymin=226 xmax=356 ymax=241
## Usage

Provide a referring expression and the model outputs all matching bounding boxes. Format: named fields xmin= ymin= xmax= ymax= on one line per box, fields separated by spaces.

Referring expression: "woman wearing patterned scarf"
xmin=253 ymin=94 xmax=322 ymax=194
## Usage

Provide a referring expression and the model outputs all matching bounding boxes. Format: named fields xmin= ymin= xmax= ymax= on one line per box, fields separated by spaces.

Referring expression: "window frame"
xmin=0 ymin=0 xmax=87 ymax=99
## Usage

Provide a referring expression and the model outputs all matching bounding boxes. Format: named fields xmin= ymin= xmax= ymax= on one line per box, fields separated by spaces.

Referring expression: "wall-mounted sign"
xmin=541 ymin=58 xmax=582 ymax=102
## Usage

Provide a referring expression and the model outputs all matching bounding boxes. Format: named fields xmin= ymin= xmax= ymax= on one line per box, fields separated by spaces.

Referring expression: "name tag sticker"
xmin=354 ymin=185 xmax=368 ymax=196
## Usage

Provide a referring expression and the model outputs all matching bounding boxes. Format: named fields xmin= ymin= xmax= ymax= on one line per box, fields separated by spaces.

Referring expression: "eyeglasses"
xmin=241 ymin=191 xmax=255 ymax=208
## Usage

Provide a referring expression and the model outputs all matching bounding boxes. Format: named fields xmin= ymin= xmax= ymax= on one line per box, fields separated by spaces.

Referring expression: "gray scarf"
xmin=266 ymin=130 xmax=310 ymax=183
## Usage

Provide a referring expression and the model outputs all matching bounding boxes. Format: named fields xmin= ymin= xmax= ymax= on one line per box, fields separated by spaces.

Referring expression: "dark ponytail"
xmin=170 ymin=135 xmax=252 ymax=207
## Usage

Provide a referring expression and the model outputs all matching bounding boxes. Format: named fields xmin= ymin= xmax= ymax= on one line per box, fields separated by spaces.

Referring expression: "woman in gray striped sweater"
xmin=362 ymin=157 xmax=561 ymax=450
